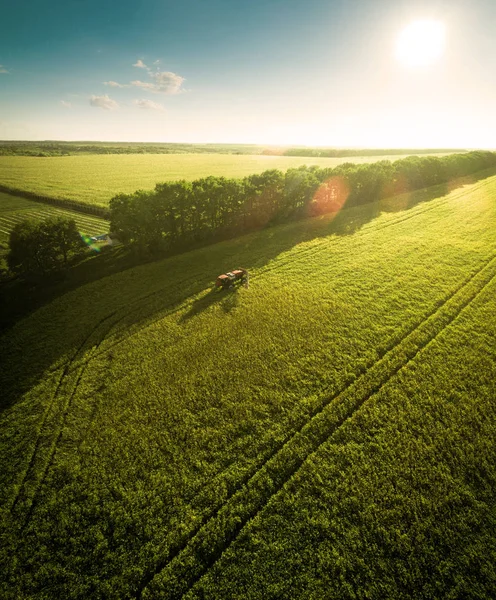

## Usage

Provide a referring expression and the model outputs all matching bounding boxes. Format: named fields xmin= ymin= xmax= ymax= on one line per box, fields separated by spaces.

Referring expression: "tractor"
xmin=215 ymin=268 xmax=249 ymax=290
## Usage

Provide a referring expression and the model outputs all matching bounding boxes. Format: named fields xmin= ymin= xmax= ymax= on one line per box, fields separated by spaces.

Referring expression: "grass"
xmin=0 ymin=191 xmax=109 ymax=253
xmin=0 ymin=152 xmax=453 ymax=208
xmin=1 ymin=174 xmax=495 ymax=598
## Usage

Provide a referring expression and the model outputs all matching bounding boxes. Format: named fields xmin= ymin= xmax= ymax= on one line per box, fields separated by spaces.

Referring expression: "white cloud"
xmin=104 ymin=80 xmax=127 ymax=87
xmin=0 ymin=65 xmax=9 ymax=74
xmin=131 ymin=80 xmax=156 ymax=91
xmin=133 ymin=99 xmax=165 ymax=111
xmin=90 ymin=94 xmax=119 ymax=110
xmin=131 ymin=71 xmax=185 ymax=94
xmin=133 ymin=59 xmax=148 ymax=69
xmin=60 ymin=100 xmax=72 ymax=108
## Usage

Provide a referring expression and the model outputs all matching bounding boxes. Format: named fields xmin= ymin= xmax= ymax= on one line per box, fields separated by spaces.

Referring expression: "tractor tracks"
xmin=8 ymin=310 xmax=119 ymax=525
xmin=259 ymin=176 xmax=492 ymax=278
xmin=7 ymin=270 xmax=210 ymax=527
xmin=134 ymin=253 xmax=496 ymax=599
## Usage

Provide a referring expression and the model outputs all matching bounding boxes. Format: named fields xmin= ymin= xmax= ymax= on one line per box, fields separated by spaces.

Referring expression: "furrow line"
xmin=9 ymin=310 xmax=119 ymax=520
xmin=20 ymin=351 xmax=97 ymax=531
xmin=8 ymin=369 xmax=66 ymax=515
xmin=135 ymin=253 xmax=496 ymax=600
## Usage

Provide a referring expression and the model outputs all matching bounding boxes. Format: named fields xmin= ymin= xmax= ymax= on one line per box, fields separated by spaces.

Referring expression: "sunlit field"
xmin=0 ymin=152 xmax=452 ymax=208
xmin=1 ymin=174 xmax=495 ymax=598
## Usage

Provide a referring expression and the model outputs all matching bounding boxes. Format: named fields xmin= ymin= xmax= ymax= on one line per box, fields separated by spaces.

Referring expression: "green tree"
xmin=43 ymin=217 xmax=84 ymax=265
xmin=7 ymin=217 xmax=84 ymax=277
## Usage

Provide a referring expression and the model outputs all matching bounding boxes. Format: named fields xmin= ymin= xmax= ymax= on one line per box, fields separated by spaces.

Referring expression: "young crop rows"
xmin=0 ymin=192 xmax=109 ymax=245
xmin=1 ymin=174 xmax=495 ymax=598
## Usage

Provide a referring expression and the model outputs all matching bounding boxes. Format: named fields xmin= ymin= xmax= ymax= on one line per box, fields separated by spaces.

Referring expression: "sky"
xmin=0 ymin=0 xmax=495 ymax=147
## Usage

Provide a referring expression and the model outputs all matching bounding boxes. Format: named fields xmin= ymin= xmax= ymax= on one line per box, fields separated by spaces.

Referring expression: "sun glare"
xmin=395 ymin=20 xmax=446 ymax=68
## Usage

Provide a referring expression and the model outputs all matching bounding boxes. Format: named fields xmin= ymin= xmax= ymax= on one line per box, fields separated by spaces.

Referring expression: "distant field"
xmin=0 ymin=191 xmax=109 ymax=252
xmin=1 ymin=174 xmax=495 ymax=597
xmin=0 ymin=152 xmax=453 ymax=208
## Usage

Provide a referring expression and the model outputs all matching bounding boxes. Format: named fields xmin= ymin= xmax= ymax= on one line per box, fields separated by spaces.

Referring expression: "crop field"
xmin=0 ymin=191 xmax=109 ymax=252
xmin=0 ymin=152 xmax=452 ymax=208
xmin=1 ymin=174 xmax=496 ymax=598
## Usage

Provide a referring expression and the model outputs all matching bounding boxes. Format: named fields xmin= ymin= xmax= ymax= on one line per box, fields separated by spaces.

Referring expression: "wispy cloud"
xmin=130 ymin=80 xmax=155 ymax=91
xmin=103 ymin=80 xmax=127 ymax=88
xmin=60 ymin=100 xmax=72 ymax=108
xmin=132 ymin=71 xmax=185 ymax=94
xmin=133 ymin=99 xmax=165 ymax=111
xmin=90 ymin=94 xmax=119 ymax=110
xmin=102 ymin=62 xmax=185 ymax=95
xmin=0 ymin=65 xmax=9 ymax=74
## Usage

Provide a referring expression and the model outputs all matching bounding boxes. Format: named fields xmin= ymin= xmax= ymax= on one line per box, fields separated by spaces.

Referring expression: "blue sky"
xmin=1 ymin=0 xmax=495 ymax=146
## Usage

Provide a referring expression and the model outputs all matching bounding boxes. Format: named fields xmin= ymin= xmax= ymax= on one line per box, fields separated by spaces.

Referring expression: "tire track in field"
xmin=8 ymin=310 xmax=119 ymax=520
xmin=19 ymin=346 xmax=101 ymax=531
xmin=261 ymin=175 xmax=493 ymax=277
xmin=10 ymin=276 xmax=205 ymax=524
xmin=135 ymin=252 xmax=496 ymax=600
xmin=251 ymin=191 xmax=455 ymax=278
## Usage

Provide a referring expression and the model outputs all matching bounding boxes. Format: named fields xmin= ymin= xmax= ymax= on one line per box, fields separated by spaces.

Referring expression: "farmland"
xmin=0 ymin=191 xmax=109 ymax=254
xmin=1 ymin=174 xmax=496 ymax=598
xmin=0 ymin=152 xmax=453 ymax=208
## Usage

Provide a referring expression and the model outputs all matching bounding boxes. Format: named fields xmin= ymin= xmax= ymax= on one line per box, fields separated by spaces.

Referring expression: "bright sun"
xmin=395 ymin=20 xmax=446 ymax=68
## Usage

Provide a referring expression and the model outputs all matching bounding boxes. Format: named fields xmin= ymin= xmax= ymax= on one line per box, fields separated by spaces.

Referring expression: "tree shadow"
xmin=179 ymin=286 xmax=240 ymax=323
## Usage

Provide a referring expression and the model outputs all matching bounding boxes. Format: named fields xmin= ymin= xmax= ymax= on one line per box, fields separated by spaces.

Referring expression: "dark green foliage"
xmin=110 ymin=151 xmax=496 ymax=253
xmin=7 ymin=217 xmax=84 ymax=276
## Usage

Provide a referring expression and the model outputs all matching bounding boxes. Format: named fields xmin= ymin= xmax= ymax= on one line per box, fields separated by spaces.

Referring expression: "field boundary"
xmin=0 ymin=185 xmax=110 ymax=219
xmin=135 ymin=252 xmax=496 ymax=599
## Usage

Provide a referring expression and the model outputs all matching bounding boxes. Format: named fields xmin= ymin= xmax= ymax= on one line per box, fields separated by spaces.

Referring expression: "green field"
xmin=0 ymin=191 xmax=109 ymax=252
xmin=1 ymin=175 xmax=495 ymax=598
xmin=0 ymin=152 xmax=452 ymax=208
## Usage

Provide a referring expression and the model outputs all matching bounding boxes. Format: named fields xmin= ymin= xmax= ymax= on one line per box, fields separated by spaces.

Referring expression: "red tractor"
xmin=215 ymin=268 xmax=249 ymax=290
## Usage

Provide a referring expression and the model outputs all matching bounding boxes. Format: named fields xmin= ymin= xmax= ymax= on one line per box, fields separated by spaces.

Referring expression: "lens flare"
xmin=309 ymin=176 xmax=350 ymax=217
xmin=80 ymin=232 xmax=101 ymax=252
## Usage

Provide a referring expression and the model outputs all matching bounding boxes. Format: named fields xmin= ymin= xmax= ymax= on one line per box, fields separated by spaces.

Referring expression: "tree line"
xmin=109 ymin=151 xmax=496 ymax=253
xmin=283 ymin=147 xmax=466 ymax=158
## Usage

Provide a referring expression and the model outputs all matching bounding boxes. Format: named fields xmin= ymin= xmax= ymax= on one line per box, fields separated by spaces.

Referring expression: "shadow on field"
xmin=1 ymin=167 xmax=495 ymax=413
xmin=179 ymin=287 xmax=240 ymax=323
